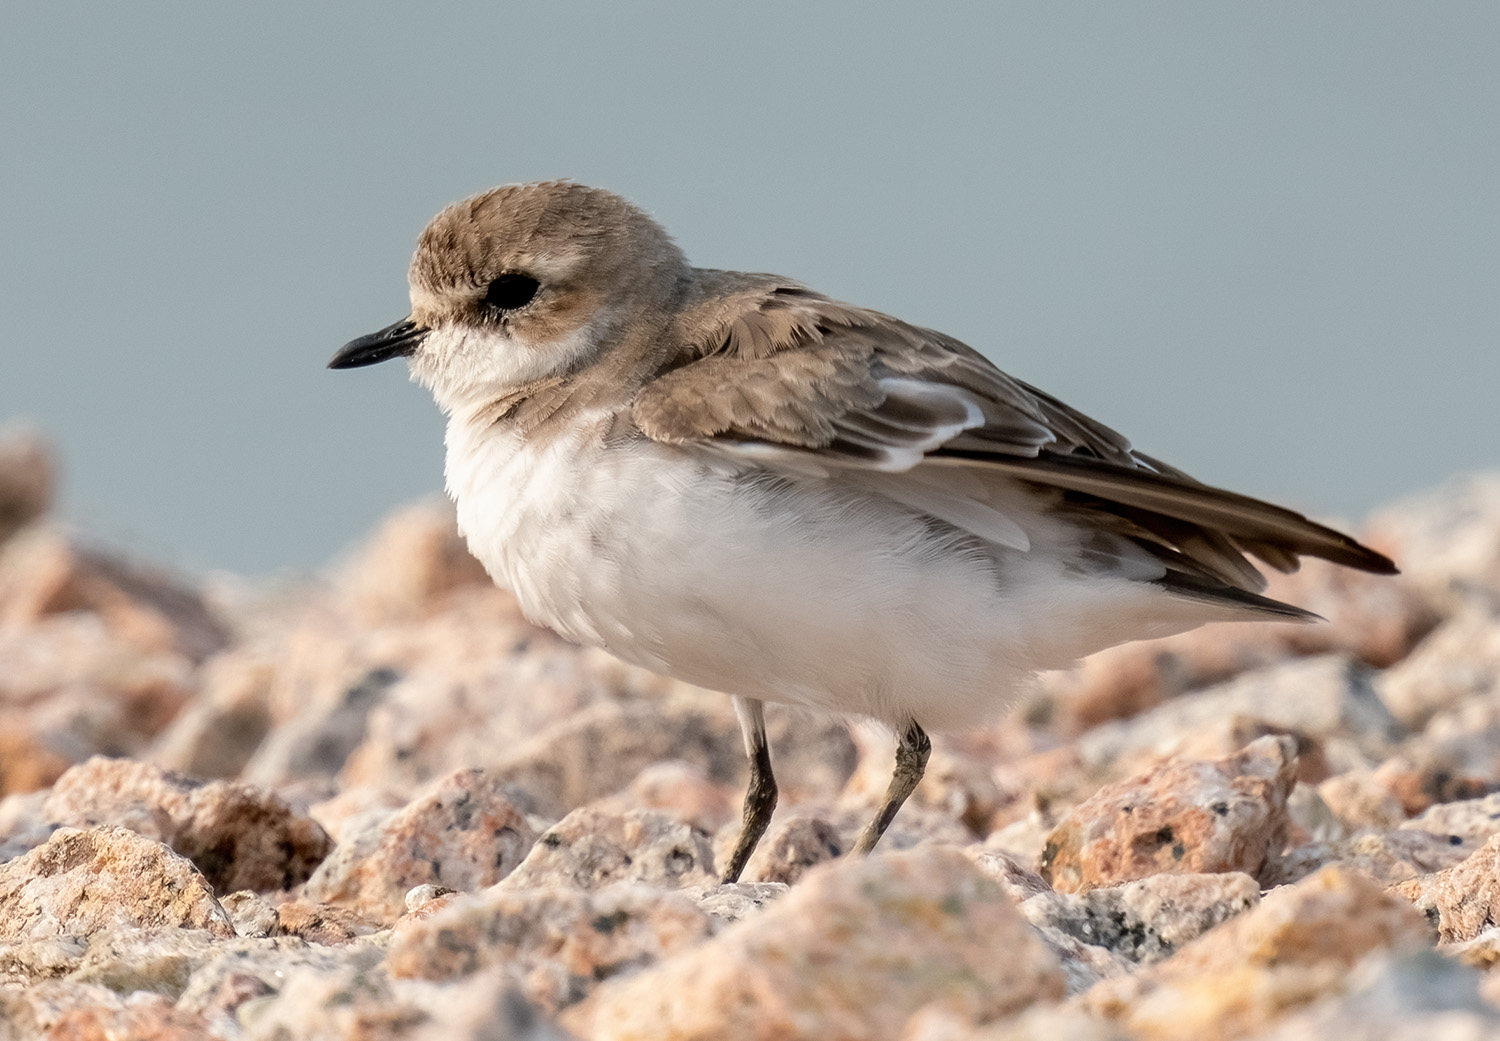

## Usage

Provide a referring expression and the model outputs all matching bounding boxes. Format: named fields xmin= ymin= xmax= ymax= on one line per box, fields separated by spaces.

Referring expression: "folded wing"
xmin=633 ymin=274 xmax=1396 ymax=598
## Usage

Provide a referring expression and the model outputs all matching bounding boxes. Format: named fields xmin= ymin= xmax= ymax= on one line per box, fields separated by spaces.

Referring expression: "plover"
xmin=330 ymin=181 xmax=1395 ymax=881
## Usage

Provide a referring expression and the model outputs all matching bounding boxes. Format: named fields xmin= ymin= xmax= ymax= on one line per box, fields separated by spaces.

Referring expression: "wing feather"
xmin=634 ymin=272 xmax=1396 ymax=595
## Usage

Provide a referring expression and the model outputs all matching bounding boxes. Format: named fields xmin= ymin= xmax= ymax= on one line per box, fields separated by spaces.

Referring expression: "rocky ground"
xmin=2 ymin=425 xmax=1500 ymax=1040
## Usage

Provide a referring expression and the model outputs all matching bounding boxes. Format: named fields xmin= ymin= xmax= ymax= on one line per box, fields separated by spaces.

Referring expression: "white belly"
xmin=445 ymin=413 xmax=1214 ymax=731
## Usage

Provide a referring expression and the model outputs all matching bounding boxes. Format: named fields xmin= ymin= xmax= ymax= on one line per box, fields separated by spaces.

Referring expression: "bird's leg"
xmin=851 ymin=721 xmax=931 ymax=855
xmin=721 ymin=696 xmax=778 ymax=883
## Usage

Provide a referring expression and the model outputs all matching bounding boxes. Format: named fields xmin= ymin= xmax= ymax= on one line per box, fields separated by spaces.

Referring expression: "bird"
xmin=330 ymin=180 xmax=1396 ymax=883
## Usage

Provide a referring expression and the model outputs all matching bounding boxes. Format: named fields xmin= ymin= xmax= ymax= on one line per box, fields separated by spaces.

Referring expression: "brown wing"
xmin=634 ymin=273 xmax=1396 ymax=589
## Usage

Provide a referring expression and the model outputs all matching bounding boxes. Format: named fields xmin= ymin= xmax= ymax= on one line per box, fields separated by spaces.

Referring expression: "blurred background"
xmin=2 ymin=2 xmax=1496 ymax=576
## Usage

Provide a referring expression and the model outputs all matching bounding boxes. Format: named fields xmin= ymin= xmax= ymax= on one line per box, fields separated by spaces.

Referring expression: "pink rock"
xmin=1378 ymin=608 xmax=1500 ymax=730
xmin=1364 ymin=473 xmax=1500 ymax=612
xmin=500 ymin=807 xmax=716 ymax=892
xmin=336 ymin=499 xmax=493 ymax=623
xmin=487 ymin=699 xmax=855 ymax=821
xmin=741 ymin=815 xmax=843 ymax=885
xmin=1268 ymin=828 xmax=1480 ymax=888
xmin=1075 ymin=656 xmax=1400 ymax=778
xmin=1021 ymin=872 xmax=1260 ymax=966
xmin=593 ymin=759 xmax=739 ymax=836
xmin=148 ymin=651 xmax=275 ymax=780
xmin=3 ymin=986 xmax=212 ymax=1041
xmin=1391 ymin=832 xmax=1500 ymax=942
xmin=967 ymin=848 xmax=1053 ymax=901
xmin=42 ymin=756 xmax=332 ymax=893
xmin=0 ymin=526 xmax=229 ymax=662
xmin=0 ymin=425 xmax=52 ymax=545
xmin=303 ymin=767 xmax=540 ymax=919
xmin=271 ymin=900 xmax=384 ymax=944
xmin=1083 ymin=865 xmax=1431 ymax=1041
xmin=0 ymin=615 xmax=197 ymax=794
xmin=388 ymin=883 xmax=714 ymax=1012
xmin=1040 ymin=556 xmax=1437 ymax=734
xmin=565 ymin=846 xmax=1065 ymax=1041
xmin=1401 ymin=791 xmax=1500 ymax=844
xmin=1041 ymin=735 xmax=1298 ymax=892
xmin=0 ymin=826 xmax=233 ymax=940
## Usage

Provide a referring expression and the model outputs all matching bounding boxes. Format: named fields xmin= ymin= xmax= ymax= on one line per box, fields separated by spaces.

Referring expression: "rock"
xmin=405 ymin=883 xmax=457 ymax=912
xmin=0 ymin=425 xmax=52 ymax=545
xmin=1248 ymin=949 xmax=1500 ymax=1041
xmin=967 ymin=848 xmax=1053 ymax=901
xmin=1391 ymin=833 xmax=1500 ymax=942
xmin=1402 ymin=791 xmax=1500 ymax=844
xmin=1082 ymin=865 xmax=1432 ymax=1041
xmin=1317 ymin=767 xmax=1410 ymax=833
xmin=221 ymin=947 xmax=424 ymax=1041
xmin=337 ymin=499 xmax=493 ymax=623
xmin=0 ymin=614 xmax=197 ymax=792
xmin=1365 ymin=472 xmax=1500 ymax=612
xmin=565 ymin=846 xmax=1065 ymax=1041
xmin=241 ymin=664 xmax=401 ymax=786
xmin=149 ymin=650 xmax=275 ymax=779
xmin=41 ymin=756 xmax=332 ymax=893
xmin=684 ymin=881 xmax=788 ymax=923
xmin=0 ymin=826 xmax=233 ymax=940
xmin=388 ymin=883 xmax=715 ymax=1012
xmin=1338 ymin=829 xmax=1477 ymax=885
xmin=0 ymin=933 xmax=89 ymax=986
xmin=486 ymin=698 xmax=856 ymax=821
xmin=741 ymin=815 xmax=844 ymax=885
xmin=0 ymin=526 xmax=229 ymax=662
xmin=1 ymin=985 xmax=213 ymax=1040
xmin=1076 ymin=655 xmax=1402 ymax=778
xmin=1021 ymin=872 xmax=1260 ymax=965
xmin=272 ymin=900 xmax=384 ymax=944
xmin=500 ymin=807 xmax=716 ymax=892
xmin=1378 ymin=608 xmax=1500 ymax=731
xmin=593 ymin=758 xmax=739 ymax=836
xmin=65 ymin=925 xmax=222 ymax=997
xmin=171 ymin=936 xmax=378 ymax=1030
xmin=1038 ymin=558 xmax=1437 ymax=734
xmin=304 ymin=767 xmax=540 ymax=919
xmin=1040 ymin=736 xmax=1298 ymax=892
xmin=0 ymin=788 xmax=55 ymax=861
xmin=220 ymin=891 xmax=280 ymax=938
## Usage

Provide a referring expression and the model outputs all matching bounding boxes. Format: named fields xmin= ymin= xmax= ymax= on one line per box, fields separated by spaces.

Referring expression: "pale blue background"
xmin=3 ymin=3 xmax=1496 ymax=574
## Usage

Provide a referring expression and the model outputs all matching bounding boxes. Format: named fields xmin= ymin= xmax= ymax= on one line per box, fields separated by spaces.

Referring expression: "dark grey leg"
xmin=851 ymin=721 xmax=931 ymax=855
xmin=721 ymin=697 xmax=778 ymax=883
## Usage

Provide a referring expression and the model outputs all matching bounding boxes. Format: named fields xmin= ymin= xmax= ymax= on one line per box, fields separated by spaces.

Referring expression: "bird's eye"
xmin=483 ymin=273 xmax=540 ymax=311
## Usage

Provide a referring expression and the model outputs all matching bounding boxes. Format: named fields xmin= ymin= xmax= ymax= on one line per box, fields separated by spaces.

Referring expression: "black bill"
xmin=328 ymin=318 xmax=429 ymax=369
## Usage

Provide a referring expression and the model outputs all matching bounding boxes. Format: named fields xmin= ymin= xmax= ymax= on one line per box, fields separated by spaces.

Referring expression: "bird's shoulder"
xmin=636 ymin=267 xmax=1135 ymax=465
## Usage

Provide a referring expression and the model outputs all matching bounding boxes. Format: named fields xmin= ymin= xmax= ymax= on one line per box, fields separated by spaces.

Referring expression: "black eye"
xmin=483 ymin=273 xmax=540 ymax=312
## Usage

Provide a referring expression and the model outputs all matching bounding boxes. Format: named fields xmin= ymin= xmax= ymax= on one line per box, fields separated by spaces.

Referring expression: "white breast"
xmin=444 ymin=411 xmax=1223 ymax=731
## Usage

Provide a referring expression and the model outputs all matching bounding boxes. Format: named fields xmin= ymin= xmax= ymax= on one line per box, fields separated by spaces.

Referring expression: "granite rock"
xmin=1391 ymin=833 xmax=1500 ymax=942
xmin=1041 ymin=736 xmax=1298 ymax=891
xmin=304 ymin=767 xmax=540 ymax=919
xmin=387 ymin=882 xmax=715 ymax=1011
xmin=0 ymin=425 xmax=53 ymax=546
xmin=566 ymin=846 xmax=1065 ymax=1041
xmin=500 ymin=807 xmax=716 ymax=892
xmin=1021 ymin=871 xmax=1260 ymax=965
xmin=41 ymin=756 xmax=332 ymax=893
xmin=1082 ymin=865 xmax=1432 ymax=1041
xmin=0 ymin=826 xmax=233 ymax=941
